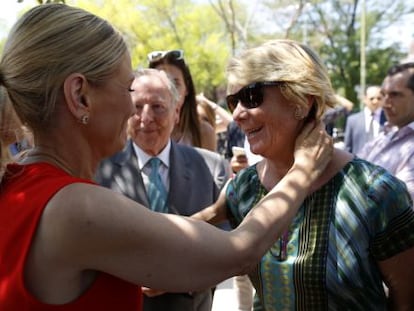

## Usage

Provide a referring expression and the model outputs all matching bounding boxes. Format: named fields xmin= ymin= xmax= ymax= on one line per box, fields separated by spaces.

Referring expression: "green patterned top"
xmin=226 ymin=158 xmax=414 ymax=310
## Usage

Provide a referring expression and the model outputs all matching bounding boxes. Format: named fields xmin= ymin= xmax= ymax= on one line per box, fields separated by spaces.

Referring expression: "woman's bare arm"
xmin=197 ymin=93 xmax=233 ymax=133
xmin=34 ymin=122 xmax=332 ymax=294
xmin=378 ymin=247 xmax=414 ymax=310
xmin=199 ymin=120 xmax=217 ymax=151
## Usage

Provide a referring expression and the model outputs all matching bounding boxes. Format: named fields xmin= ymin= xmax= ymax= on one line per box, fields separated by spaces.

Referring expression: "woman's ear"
xmin=63 ymin=73 xmax=90 ymax=123
xmin=294 ymin=105 xmax=305 ymax=120
xmin=305 ymin=95 xmax=315 ymax=110
xmin=295 ymin=96 xmax=316 ymax=121
xmin=304 ymin=95 xmax=316 ymax=118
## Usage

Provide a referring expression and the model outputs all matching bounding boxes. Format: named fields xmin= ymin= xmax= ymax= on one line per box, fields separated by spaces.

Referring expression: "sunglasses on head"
xmin=226 ymin=81 xmax=281 ymax=113
xmin=147 ymin=50 xmax=184 ymax=63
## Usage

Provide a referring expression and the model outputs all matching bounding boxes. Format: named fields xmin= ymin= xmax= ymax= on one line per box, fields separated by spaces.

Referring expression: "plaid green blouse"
xmin=226 ymin=158 xmax=414 ymax=310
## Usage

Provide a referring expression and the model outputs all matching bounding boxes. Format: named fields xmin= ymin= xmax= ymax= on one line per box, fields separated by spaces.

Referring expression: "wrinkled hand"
xmin=293 ymin=121 xmax=333 ymax=182
xmin=142 ymin=287 xmax=166 ymax=297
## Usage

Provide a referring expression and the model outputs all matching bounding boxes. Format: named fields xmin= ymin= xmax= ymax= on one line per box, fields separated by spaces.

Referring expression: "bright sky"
xmin=0 ymin=0 xmax=38 ymax=38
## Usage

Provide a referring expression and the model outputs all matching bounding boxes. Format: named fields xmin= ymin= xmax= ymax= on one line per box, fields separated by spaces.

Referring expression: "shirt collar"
xmin=406 ymin=121 xmax=414 ymax=131
xmin=364 ymin=107 xmax=380 ymax=118
xmin=385 ymin=121 xmax=414 ymax=140
xmin=132 ymin=140 xmax=171 ymax=170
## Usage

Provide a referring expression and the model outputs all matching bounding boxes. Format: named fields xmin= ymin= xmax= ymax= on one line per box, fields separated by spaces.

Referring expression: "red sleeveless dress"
xmin=0 ymin=162 xmax=142 ymax=310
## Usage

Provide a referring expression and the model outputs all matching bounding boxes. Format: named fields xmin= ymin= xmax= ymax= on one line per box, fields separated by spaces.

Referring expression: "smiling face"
xmin=128 ymin=71 xmax=179 ymax=155
xmin=230 ymin=83 xmax=304 ymax=161
xmin=225 ymin=40 xmax=335 ymax=163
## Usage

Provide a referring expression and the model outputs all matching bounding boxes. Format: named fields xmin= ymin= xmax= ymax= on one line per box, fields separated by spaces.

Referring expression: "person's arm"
xmin=230 ymin=153 xmax=249 ymax=173
xmin=394 ymin=156 xmax=414 ymax=203
xmin=197 ymin=93 xmax=233 ymax=133
xmin=191 ymin=150 xmax=248 ymax=225
xmin=213 ymin=105 xmax=233 ymax=134
xmin=191 ymin=183 xmax=228 ymax=225
xmin=199 ymin=119 xmax=217 ymax=151
xmin=334 ymin=94 xmax=354 ymax=113
xmin=378 ymin=247 xmax=414 ymax=310
xmin=39 ymin=122 xmax=332 ymax=293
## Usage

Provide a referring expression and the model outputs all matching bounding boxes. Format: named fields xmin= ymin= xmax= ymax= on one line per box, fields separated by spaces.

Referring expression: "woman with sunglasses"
xmin=0 ymin=4 xmax=335 ymax=310
xmin=193 ymin=39 xmax=414 ymax=310
xmin=147 ymin=50 xmax=217 ymax=151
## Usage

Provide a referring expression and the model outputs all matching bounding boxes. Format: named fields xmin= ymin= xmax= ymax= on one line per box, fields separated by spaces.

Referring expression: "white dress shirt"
xmin=132 ymin=140 xmax=171 ymax=192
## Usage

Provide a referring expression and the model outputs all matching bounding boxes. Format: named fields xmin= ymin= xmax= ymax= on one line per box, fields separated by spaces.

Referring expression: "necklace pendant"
xmin=277 ymin=230 xmax=289 ymax=261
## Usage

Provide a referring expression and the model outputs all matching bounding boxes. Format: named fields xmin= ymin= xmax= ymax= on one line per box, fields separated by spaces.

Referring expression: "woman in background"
xmin=148 ymin=50 xmax=216 ymax=151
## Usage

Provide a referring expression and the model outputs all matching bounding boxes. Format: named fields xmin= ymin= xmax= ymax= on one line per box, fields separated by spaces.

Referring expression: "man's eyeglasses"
xmin=226 ymin=81 xmax=281 ymax=113
xmin=147 ymin=50 xmax=184 ymax=63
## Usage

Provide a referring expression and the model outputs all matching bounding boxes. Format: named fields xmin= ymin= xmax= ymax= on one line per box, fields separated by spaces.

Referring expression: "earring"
xmin=80 ymin=115 xmax=89 ymax=124
xmin=294 ymin=107 xmax=304 ymax=120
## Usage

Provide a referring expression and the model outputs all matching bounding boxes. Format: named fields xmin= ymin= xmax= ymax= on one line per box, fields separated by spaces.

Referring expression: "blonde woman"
xmin=193 ymin=39 xmax=414 ymax=310
xmin=0 ymin=4 xmax=332 ymax=310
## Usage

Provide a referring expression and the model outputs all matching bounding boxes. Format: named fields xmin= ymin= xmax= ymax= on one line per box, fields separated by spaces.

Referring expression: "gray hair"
xmin=134 ymin=68 xmax=180 ymax=106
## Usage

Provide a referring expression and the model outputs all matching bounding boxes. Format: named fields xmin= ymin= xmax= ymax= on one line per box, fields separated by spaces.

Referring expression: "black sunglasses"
xmin=147 ymin=50 xmax=184 ymax=63
xmin=226 ymin=81 xmax=281 ymax=113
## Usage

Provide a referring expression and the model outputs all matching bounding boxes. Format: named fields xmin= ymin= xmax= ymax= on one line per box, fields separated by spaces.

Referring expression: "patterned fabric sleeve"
xmin=367 ymin=166 xmax=414 ymax=260
xmin=225 ymin=178 xmax=240 ymax=229
xmin=225 ymin=165 xmax=264 ymax=228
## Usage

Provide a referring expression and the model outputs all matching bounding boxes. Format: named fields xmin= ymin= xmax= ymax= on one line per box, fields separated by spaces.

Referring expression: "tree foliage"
xmin=7 ymin=0 xmax=414 ymax=105
xmin=72 ymin=0 xmax=231 ymax=99
xmin=257 ymin=0 xmax=412 ymax=105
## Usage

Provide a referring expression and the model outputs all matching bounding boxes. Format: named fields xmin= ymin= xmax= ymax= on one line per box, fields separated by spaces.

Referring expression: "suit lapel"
xmin=168 ymin=143 xmax=191 ymax=215
xmin=113 ymin=140 xmax=149 ymax=207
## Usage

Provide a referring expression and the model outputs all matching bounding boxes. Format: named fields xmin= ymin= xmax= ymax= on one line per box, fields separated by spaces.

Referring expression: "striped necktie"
xmin=147 ymin=157 xmax=168 ymax=213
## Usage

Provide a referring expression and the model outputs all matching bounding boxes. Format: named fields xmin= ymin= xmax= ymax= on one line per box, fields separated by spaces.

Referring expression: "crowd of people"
xmin=0 ymin=3 xmax=414 ymax=311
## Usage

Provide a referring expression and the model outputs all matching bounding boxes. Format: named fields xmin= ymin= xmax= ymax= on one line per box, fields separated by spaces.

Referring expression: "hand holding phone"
xmin=232 ymin=146 xmax=246 ymax=157
xmin=231 ymin=146 xmax=248 ymax=173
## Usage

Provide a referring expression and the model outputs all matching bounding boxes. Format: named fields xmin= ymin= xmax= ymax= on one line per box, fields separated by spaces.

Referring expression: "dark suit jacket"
xmin=95 ymin=140 xmax=230 ymax=311
xmin=344 ymin=109 xmax=386 ymax=155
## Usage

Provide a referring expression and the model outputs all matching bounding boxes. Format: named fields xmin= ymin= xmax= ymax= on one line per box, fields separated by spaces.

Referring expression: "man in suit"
xmin=344 ymin=85 xmax=386 ymax=156
xmin=96 ymin=68 xmax=230 ymax=311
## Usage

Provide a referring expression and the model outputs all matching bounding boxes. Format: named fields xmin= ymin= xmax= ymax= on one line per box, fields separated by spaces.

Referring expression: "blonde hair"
xmin=0 ymin=4 xmax=127 ymax=132
xmin=226 ymin=39 xmax=336 ymax=120
xmin=0 ymin=3 xmax=127 ymax=179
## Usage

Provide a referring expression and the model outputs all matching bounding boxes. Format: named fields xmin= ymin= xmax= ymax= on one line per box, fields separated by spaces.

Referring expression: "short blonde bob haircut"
xmin=226 ymin=39 xmax=337 ymax=121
